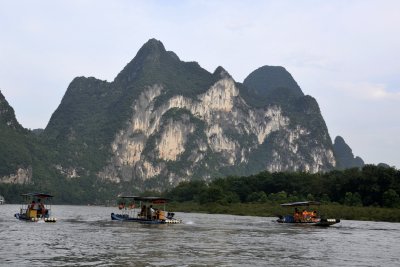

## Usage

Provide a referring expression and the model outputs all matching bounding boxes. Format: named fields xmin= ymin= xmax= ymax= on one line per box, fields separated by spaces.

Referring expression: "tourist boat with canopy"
xmin=277 ymin=201 xmax=340 ymax=226
xmin=14 ymin=192 xmax=57 ymax=222
xmin=111 ymin=196 xmax=182 ymax=224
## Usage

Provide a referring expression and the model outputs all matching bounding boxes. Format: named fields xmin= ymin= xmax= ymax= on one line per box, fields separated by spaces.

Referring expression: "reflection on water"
xmin=1 ymin=205 xmax=399 ymax=266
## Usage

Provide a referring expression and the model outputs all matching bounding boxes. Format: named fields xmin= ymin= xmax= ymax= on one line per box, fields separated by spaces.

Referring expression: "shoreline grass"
xmin=168 ymin=201 xmax=400 ymax=222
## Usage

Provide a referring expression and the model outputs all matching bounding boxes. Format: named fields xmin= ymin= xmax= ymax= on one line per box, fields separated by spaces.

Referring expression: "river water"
xmin=0 ymin=205 xmax=399 ymax=266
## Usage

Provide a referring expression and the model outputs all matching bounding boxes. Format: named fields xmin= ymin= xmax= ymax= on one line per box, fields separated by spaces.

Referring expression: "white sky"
xmin=0 ymin=0 xmax=399 ymax=168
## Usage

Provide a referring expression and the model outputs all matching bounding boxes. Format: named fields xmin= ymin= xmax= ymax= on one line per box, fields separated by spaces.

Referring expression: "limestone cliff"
xmin=44 ymin=39 xmax=337 ymax=190
xmin=0 ymin=167 xmax=32 ymax=184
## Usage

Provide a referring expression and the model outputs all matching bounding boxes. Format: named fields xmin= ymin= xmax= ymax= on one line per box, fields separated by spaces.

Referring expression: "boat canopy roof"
xmin=21 ymin=192 xmax=54 ymax=198
xmin=280 ymin=201 xmax=321 ymax=207
xmin=118 ymin=196 xmax=169 ymax=203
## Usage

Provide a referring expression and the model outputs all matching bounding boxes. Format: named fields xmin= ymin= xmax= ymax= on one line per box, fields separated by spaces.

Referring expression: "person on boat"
xmin=147 ymin=205 xmax=155 ymax=219
xmin=155 ymin=209 xmax=161 ymax=220
xmin=37 ymin=199 xmax=46 ymax=217
xmin=29 ymin=200 xmax=36 ymax=210
xmin=294 ymin=208 xmax=300 ymax=222
xmin=302 ymin=209 xmax=308 ymax=222
xmin=140 ymin=205 xmax=147 ymax=218
xmin=311 ymin=210 xmax=317 ymax=218
xmin=311 ymin=210 xmax=318 ymax=222
xmin=25 ymin=200 xmax=37 ymax=218
xmin=152 ymin=206 xmax=159 ymax=219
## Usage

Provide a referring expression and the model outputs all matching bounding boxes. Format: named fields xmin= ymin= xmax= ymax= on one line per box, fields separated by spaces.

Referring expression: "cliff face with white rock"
xmin=0 ymin=167 xmax=32 ymax=184
xmin=43 ymin=39 xmax=338 ymax=190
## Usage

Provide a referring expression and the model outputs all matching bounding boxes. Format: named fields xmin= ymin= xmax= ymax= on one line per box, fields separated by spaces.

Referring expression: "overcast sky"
xmin=1 ymin=0 xmax=399 ymax=168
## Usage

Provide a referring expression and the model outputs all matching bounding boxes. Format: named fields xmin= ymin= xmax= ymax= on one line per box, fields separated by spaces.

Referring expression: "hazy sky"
xmin=1 ymin=0 xmax=399 ymax=168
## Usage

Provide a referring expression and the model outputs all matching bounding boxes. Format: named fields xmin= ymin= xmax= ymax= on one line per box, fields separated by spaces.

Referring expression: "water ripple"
xmin=1 ymin=205 xmax=399 ymax=266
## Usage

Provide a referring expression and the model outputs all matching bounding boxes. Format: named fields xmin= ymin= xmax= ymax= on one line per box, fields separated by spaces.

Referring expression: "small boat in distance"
xmin=277 ymin=201 xmax=340 ymax=226
xmin=14 ymin=193 xmax=57 ymax=222
xmin=111 ymin=196 xmax=182 ymax=224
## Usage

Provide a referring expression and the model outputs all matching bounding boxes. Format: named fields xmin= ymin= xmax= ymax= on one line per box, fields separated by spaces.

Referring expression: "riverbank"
xmin=168 ymin=201 xmax=400 ymax=222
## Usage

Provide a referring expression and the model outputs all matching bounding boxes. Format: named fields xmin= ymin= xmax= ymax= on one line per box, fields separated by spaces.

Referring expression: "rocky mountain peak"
xmin=333 ymin=136 xmax=364 ymax=169
xmin=334 ymin=136 xmax=351 ymax=154
xmin=0 ymin=90 xmax=23 ymax=131
xmin=243 ymin=65 xmax=304 ymax=102
xmin=114 ymin=38 xmax=183 ymax=85
xmin=136 ymin=38 xmax=167 ymax=58
xmin=213 ymin=66 xmax=232 ymax=80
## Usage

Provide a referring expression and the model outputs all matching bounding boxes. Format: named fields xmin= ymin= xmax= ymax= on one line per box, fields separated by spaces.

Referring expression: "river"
xmin=0 ymin=205 xmax=399 ymax=266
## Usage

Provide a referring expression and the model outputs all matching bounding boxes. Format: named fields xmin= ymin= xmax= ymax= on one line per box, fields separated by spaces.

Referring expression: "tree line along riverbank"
xmin=162 ymin=165 xmax=400 ymax=222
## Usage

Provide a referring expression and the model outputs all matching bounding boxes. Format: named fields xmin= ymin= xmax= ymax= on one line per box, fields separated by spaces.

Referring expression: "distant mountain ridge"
xmin=0 ymin=39 xmax=365 ymax=193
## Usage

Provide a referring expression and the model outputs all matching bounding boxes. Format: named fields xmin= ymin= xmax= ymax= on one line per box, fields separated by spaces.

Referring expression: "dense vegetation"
xmin=165 ymin=165 xmax=400 ymax=209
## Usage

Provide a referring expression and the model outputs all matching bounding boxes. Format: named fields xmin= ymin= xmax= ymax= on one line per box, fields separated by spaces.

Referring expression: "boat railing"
xmin=20 ymin=207 xmax=28 ymax=215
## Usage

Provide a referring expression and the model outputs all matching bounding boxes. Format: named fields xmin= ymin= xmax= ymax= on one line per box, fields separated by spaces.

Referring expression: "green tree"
xmin=382 ymin=189 xmax=400 ymax=208
xmin=199 ymin=185 xmax=224 ymax=204
xmin=344 ymin=192 xmax=362 ymax=206
xmin=247 ymin=191 xmax=267 ymax=203
xmin=268 ymin=191 xmax=288 ymax=203
xmin=306 ymin=193 xmax=315 ymax=201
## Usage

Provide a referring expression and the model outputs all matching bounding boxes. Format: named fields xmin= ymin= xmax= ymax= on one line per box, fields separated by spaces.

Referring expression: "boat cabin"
xmin=111 ymin=196 xmax=181 ymax=224
xmin=277 ymin=201 xmax=340 ymax=226
xmin=15 ymin=192 xmax=57 ymax=222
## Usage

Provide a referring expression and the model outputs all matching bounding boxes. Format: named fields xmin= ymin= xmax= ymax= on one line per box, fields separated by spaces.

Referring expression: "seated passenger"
xmin=26 ymin=200 xmax=38 ymax=218
xmin=311 ymin=210 xmax=317 ymax=218
xmin=29 ymin=200 xmax=36 ymax=210
xmin=302 ymin=209 xmax=308 ymax=222
xmin=140 ymin=205 xmax=146 ymax=218
xmin=294 ymin=208 xmax=300 ymax=222
xmin=37 ymin=199 xmax=46 ymax=217
xmin=147 ymin=205 xmax=155 ymax=220
xmin=155 ymin=210 xmax=161 ymax=220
